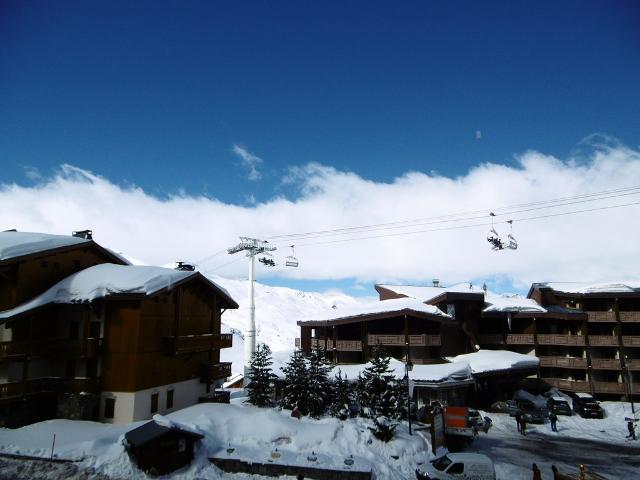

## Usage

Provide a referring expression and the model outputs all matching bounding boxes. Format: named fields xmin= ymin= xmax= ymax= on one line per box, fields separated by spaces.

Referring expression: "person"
xmin=551 ymin=464 xmax=559 ymax=480
xmin=291 ymin=405 xmax=302 ymax=420
xmin=515 ymin=410 xmax=522 ymax=433
xmin=532 ymin=463 xmax=541 ymax=480
xmin=482 ymin=416 xmax=493 ymax=433
xmin=521 ymin=417 xmax=527 ymax=436
xmin=549 ymin=411 xmax=558 ymax=432
xmin=627 ymin=420 xmax=636 ymax=440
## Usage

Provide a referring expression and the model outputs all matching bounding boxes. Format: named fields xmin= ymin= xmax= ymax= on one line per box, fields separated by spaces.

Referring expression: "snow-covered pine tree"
xmin=390 ymin=377 xmax=409 ymax=421
xmin=357 ymin=345 xmax=396 ymax=418
xmin=246 ymin=343 xmax=277 ymax=407
xmin=330 ymin=369 xmax=353 ymax=420
xmin=281 ymin=348 xmax=309 ymax=413
xmin=306 ymin=348 xmax=332 ymax=418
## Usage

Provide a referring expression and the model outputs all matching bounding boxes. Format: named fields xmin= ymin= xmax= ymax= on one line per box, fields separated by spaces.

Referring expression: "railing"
xmin=163 ymin=333 xmax=233 ymax=355
xmin=539 ymin=356 xmax=587 ymax=368
xmin=310 ymin=338 xmax=363 ymax=351
xmin=477 ymin=334 xmax=504 ymax=345
xmin=295 ymin=338 xmax=301 ymax=347
xmin=626 ymin=359 xmax=640 ymax=370
xmin=620 ymin=311 xmax=640 ymax=322
xmin=590 ymin=358 xmax=622 ymax=370
xmin=505 ymin=334 xmax=535 ymax=345
xmin=367 ymin=334 xmax=441 ymax=347
xmin=537 ymin=334 xmax=585 ymax=346
xmin=589 ymin=335 xmax=619 ymax=347
xmin=622 ymin=336 xmax=640 ymax=347
xmin=592 ymin=381 xmax=625 ymax=394
xmin=586 ymin=311 xmax=616 ymax=322
xmin=198 ymin=390 xmax=231 ymax=404
xmin=0 ymin=377 xmax=101 ymax=400
xmin=200 ymin=362 xmax=232 ymax=383
xmin=0 ymin=338 xmax=102 ymax=359
xmin=311 ymin=338 xmax=333 ymax=349
xmin=542 ymin=378 xmax=589 ymax=392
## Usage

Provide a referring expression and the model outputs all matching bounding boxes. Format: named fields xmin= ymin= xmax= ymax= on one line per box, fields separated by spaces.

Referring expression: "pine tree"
xmin=357 ymin=346 xmax=396 ymax=418
xmin=281 ymin=348 xmax=309 ymax=413
xmin=390 ymin=377 xmax=409 ymax=421
xmin=246 ymin=343 xmax=277 ymax=407
xmin=306 ymin=348 xmax=332 ymax=418
xmin=330 ymin=370 xmax=353 ymax=419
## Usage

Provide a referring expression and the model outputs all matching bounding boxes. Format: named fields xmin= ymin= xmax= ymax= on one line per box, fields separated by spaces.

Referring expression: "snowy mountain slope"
xmin=207 ymin=274 xmax=373 ymax=374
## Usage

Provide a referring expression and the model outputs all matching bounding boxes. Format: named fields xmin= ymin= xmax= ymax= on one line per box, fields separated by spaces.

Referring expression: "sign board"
xmin=431 ymin=410 xmax=445 ymax=455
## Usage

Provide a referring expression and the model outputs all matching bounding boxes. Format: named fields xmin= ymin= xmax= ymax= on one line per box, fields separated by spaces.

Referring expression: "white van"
xmin=416 ymin=453 xmax=496 ymax=480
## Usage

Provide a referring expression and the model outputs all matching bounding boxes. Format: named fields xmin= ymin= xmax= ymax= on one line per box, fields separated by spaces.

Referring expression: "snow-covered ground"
xmin=0 ymin=399 xmax=637 ymax=479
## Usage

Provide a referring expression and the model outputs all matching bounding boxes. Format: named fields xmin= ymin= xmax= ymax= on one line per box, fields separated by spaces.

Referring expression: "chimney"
xmin=72 ymin=230 xmax=93 ymax=240
xmin=432 ymin=278 xmax=440 ymax=287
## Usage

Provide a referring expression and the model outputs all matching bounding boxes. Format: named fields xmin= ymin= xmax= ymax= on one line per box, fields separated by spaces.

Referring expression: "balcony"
xmin=539 ymin=356 xmax=587 ymax=369
xmin=586 ymin=311 xmax=616 ymax=323
xmin=622 ymin=336 xmax=640 ymax=347
xmin=367 ymin=334 xmax=441 ymax=347
xmin=626 ymin=359 xmax=640 ymax=370
xmin=591 ymin=358 xmax=622 ymax=370
xmin=620 ymin=311 xmax=640 ymax=323
xmin=477 ymin=334 xmax=504 ymax=345
xmin=0 ymin=377 xmax=100 ymax=401
xmin=200 ymin=362 xmax=232 ymax=383
xmin=310 ymin=338 xmax=363 ymax=351
xmin=589 ymin=335 xmax=619 ymax=347
xmin=163 ymin=333 xmax=233 ymax=355
xmin=0 ymin=338 xmax=102 ymax=359
xmin=541 ymin=378 xmax=589 ymax=392
xmin=592 ymin=381 xmax=625 ymax=394
xmin=505 ymin=334 xmax=535 ymax=345
xmin=537 ymin=334 xmax=585 ymax=346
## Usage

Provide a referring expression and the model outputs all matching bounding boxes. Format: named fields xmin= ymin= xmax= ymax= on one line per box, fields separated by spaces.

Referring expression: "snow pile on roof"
xmin=483 ymin=292 xmax=546 ymax=313
xmin=298 ymin=297 xmax=449 ymax=324
xmin=537 ymin=281 xmax=640 ymax=294
xmin=0 ymin=264 xmax=235 ymax=319
xmin=0 ymin=231 xmax=89 ymax=262
xmin=448 ymin=349 xmax=539 ymax=374
xmin=377 ymin=282 xmax=484 ymax=303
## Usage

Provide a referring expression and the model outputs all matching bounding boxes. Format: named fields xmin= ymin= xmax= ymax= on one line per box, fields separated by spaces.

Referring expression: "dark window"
xmin=69 ymin=321 xmax=79 ymax=340
xmin=104 ymin=398 xmax=115 ymax=419
xmin=151 ymin=393 xmax=159 ymax=413
xmin=86 ymin=359 xmax=98 ymax=378
xmin=166 ymin=389 xmax=174 ymax=409
xmin=89 ymin=321 xmax=101 ymax=338
xmin=65 ymin=359 xmax=76 ymax=377
xmin=447 ymin=463 xmax=464 ymax=474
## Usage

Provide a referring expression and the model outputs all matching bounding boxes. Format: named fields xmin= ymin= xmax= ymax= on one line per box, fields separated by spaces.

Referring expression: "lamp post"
xmin=406 ymin=357 xmax=413 ymax=435
xmin=625 ymin=356 xmax=635 ymax=416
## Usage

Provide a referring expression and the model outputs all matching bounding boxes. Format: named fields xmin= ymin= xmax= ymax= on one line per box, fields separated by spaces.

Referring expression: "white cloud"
xmin=232 ymin=144 xmax=263 ymax=181
xmin=2 ymin=141 xmax=640 ymax=292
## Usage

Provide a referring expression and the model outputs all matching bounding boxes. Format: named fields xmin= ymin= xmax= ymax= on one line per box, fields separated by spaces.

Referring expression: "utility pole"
xmin=227 ymin=237 xmax=276 ymax=380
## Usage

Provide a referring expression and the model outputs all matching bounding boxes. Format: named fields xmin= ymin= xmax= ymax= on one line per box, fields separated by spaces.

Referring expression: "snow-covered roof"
xmin=533 ymin=281 xmax=640 ymax=294
xmin=447 ymin=349 xmax=539 ymax=374
xmin=297 ymin=297 xmax=450 ymax=325
xmin=0 ymin=264 xmax=237 ymax=320
xmin=376 ymin=282 xmax=484 ymax=303
xmin=0 ymin=231 xmax=90 ymax=262
xmin=483 ymin=292 xmax=546 ymax=313
xmin=575 ymin=392 xmax=594 ymax=399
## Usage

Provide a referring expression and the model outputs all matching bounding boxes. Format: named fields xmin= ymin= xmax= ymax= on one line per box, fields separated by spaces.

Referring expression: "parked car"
xmin=571 ymin=392 xmax=604 ymax=419
xmin=516 ymin=399 xmax=547 ymax=424
xmin=506 ymin=400 xmax=519 ymax=416
xmin=547 ymin=396 xmax=572 ymax=416
xmin=416 ymin=453 xmax=496 ymax=480
xmin=467 ymin=408 xmax=483 ymax=427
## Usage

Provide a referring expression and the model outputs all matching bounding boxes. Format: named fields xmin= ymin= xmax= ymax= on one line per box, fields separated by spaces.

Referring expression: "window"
xmin=150 ymin=392 xmax=159 ymax=413
xmin=447 ymin=463 xmax=464 ymax=474
xmin=69 ymin=321 xmax=79 ymax=340
xmin=65 ymin=359 xmax=76 ymax=377
xmin=166 ymin=389 xmax=174 ymax=409
xmin=104 ymin=398 xmax=115 ymax=419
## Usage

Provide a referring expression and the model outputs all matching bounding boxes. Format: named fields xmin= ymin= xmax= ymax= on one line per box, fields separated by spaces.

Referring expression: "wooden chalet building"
xmin=0 ymin=231 xmax=237 ymax=427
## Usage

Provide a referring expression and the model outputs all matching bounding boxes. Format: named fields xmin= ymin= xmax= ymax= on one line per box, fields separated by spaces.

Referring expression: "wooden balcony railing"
xmin=200 ymin=362 xmax=232 ymax=383
xmin=539 ymin=356 xmax=587 ymax=369
xmin=537 ymin=334 xmax=585 ymax=346
xmin=541 ymin=378 xmax=589 ymax=392
xmin=586 ymin=311 xmax=616 ymax=323
xmin=592 ymin=381 xmax=625 ymax=394
xmin=163 ymin=333 xmax=233 ymax=355
xmin=477 ymin=334 xmax=504 ymax=345
xmin=620 ymin=311 xmax=640 ymax=322
xmin=622 ymin=336 xmax=640 ymax=347
xmin=591 ymin=358 xmax=622 ymax=370
xmin=294 ymin=338 xmax=301 ymax=347
xmin=505 ymin=334 xmax=535 ymax=345
xmin=589 ymin=335 xmax=619 ymax=347
xmin=0 ymin=338 xmax=102 ymax=359
xmin=310 ymin=338 xmax=363 ymax=351
xmin=626 ymin=359 xmax=640 ymax=370
xmin=367 ymin=334 xmax=441 ymax=347
xmin=0 ymin=377 xmax=100 ymax=400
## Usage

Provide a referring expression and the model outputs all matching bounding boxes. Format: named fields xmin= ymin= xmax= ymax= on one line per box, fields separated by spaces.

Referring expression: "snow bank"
xmin=0 ymin=231 xmax=89 ymax=262
xmin=483 ymin=292 xmax=546 ymax=313
xmin=448 ymin=350 xmax=539 ymax=374
xmin=538 ymin=281 xmax=640 ymax=294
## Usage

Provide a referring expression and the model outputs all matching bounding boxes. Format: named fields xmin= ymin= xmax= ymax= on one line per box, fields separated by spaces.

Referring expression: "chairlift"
xmin=505 ymin=220 xmax=518 ymax=250
xmin=285 ymin=245 xmax=299 ymax=268
xmin=486 ymin=213 xmax=505 ymax=250
xmin=258 ymin=252 xmax=276 ymax=267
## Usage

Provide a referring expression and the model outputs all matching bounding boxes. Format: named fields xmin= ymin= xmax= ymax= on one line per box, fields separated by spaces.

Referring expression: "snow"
xmin=448 ymin=349 xmax=539 ymax=374
xmin=575 ymin=392 xmax=594 ymax=399
xmin=0 ymin=264 xmax=236 ymax=320
xmin=376 ymin=282 xmax=484 ymax=302
xmin=0 ymin=231 xmax=89 ymax=262
xmin=536 ymin=281 xmax=640 ymax=294
xmin=483 ymin=292 xmax=546 ymax=313
xmin=298 ymin=297 xmax=449 ymax=324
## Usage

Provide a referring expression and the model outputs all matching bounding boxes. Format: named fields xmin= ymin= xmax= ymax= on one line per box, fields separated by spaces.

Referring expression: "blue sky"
xmin=2 ymin=1 xmax=640 ymax=296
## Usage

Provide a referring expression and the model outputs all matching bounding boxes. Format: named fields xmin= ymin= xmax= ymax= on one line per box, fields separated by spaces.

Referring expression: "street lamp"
xmin=405 ymin=358 xmax=414 ymax=435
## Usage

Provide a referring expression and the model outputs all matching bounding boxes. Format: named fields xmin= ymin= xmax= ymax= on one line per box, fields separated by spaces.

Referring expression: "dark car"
xmin=517 ymin=399 xmax=546 ymax=424
xmin=571 ymin=392 xmax=604 ymax=419
xmin=547 ymin=396 xmax=572 ymax=416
